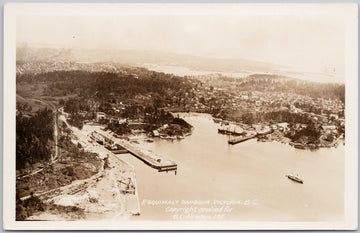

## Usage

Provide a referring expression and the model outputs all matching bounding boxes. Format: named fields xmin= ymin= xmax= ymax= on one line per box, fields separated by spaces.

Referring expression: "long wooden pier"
xmin=96 ymin=130 xmax=177 ymax=174
xmin=228 ymin=129 xmax=273 ymax=145
xmin=228 ymin=134 xmax=256 ymax=145
xmin=118 ymin=139 xmax=178 ymax=174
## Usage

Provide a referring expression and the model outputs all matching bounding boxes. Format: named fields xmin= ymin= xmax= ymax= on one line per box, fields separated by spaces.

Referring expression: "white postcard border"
xmin=3 ymin=3 xmax=358 ymax=230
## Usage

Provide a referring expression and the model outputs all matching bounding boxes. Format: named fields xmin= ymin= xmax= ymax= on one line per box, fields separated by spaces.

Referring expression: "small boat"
xmin=145 ymin=138 xmax=154 ymax=143
xmin=118 ymin=178 xmax=136 ymax=194
xmin=286 ymin=174 xmax=304 ymax=184
xmin=213 ymin=118 xmax=222 ymax=123
xmin=292 ymin=142 xmax=306 ymax=150
xmin=160 ymin=135 xmax=176 ymax=140
xmin=132 ymin=211 xmax=140 ymax=216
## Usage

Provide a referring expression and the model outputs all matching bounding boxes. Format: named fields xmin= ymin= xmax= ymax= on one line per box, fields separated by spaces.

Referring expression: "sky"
xmin=16 ymin=8 xmax=347 ymax=79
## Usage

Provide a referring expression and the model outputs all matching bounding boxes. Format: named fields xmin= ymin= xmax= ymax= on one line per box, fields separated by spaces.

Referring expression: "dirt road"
xmin=27 ymin=113 xmax=140 ymax=220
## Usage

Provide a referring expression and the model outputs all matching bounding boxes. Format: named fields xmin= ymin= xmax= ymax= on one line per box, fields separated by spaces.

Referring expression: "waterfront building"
xmin=96 ymin=112 xmax=106 ymax=122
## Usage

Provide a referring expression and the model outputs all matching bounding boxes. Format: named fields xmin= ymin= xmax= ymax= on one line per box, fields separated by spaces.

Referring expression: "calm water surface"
xmin=119 ymin=113 xmax=344 ymax=221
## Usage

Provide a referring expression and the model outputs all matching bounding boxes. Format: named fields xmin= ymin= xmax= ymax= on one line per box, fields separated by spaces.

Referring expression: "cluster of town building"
xmin=183 ymin=77 xmax=343 ymax=115
xmin=19 ymin=61 xmax=344 ymax=147
xmin=172 ymin=76 xmax=345 ymax=147
xmin=16 ymin=61 xmax=131 ymax=75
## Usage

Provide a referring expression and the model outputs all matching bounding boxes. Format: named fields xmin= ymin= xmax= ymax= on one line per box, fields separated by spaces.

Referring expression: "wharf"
xmin=228 ymin=128 xmax=272 ymax=145
xmin=98 ymin=130 xmax=177 ymax=174
xmin=118 ymin=139 xmax=177 ymax=174
xmin=218 ymin=129 xmax=243 ymax=136
xmin=228 ymin=135 xmax=256 ymax=145
xmin=111 ymin=149 xmax=129 ymax=154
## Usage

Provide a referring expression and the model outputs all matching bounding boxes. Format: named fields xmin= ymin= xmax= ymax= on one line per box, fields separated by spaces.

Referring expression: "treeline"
xmin=17 ymin=69 xmax=193 ymax=101
xmin=286 ymin=121 xmax=322 ymax=144
xmin=63 ymin=98 xmax=91 ymax=114
xmin=105 ymin=122 xmax=131 ymax=136
xmin=171 ymin=117 xmax=192 ymax=129
xmin=143 ymin=105 xmax=192 ymax=134
xmin=144 ymin=106 xmax=174 ymax=125
xmin=63 ymin=98 xmax=94 ymax=129
xmin=16 ymin=108 xmax=54 ymax=170
xmin=67 ymin=114 xmax=85 ymax=130
xmin=104 ymin=106 xmax=192 ymax=135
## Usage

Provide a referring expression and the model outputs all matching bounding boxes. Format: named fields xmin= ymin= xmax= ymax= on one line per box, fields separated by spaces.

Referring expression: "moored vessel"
xmin=286 ymin=174 xmax=303 ymax=184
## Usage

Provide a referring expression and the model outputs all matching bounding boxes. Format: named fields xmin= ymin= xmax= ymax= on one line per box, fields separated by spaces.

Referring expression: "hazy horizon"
xmin=16 ymin=7 xmax=347 ymax=82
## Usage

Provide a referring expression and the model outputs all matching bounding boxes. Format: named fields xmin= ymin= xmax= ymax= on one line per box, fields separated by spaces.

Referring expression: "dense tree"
xmin=17 ymin=69 xmax=193 ymax=102
xmin=67 ymin=114 xmax=84 ymax=130
xmin=105 ymin=122 xmax=131 ymax=135
xmin=16 ymin=108 xmax=54 ymax=170
xmin=288 ymin=121 xmax=322 ymax=144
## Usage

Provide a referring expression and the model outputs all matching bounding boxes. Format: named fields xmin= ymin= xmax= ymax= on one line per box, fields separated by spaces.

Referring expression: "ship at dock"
xmin=228 ymin=132 xmax=257 ymax=144
xmin=218 ymin=123 xmax=244 ymax=136
xmin=227 ymin=127 xmax=273 ymax=145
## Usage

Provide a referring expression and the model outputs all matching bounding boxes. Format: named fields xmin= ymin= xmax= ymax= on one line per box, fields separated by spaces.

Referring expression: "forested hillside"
xmin=16 ymin=68 xmax=193 ymax=100
xmin=16 ymin=108 xmax=54 ymax=170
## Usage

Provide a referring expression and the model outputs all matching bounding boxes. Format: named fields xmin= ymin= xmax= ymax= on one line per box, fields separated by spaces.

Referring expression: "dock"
xmin=116 ymin=139 xmax=178 ymax=174
xmin=111 ymin=149 xmax=129 ymax=154
xmin=218 ymin=129 xmax=244 ymax=136
xmin=228 ymin=134 xmax=256 ymax=144
xmin=94 ymin=130 xmax=177 ymax=174
xmin=228 ymin=128 xmax=273 ymax=145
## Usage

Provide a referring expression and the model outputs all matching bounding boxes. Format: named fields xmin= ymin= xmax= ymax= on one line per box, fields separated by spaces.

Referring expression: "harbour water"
xmin=119 ymin=113 xmax=344 ymax=221
xmin=144 ymin=63 xmax=343 ymax=83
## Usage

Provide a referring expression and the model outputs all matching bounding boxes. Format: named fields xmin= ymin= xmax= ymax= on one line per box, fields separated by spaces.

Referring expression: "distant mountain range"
xmin=16 ymin=45 xmax=343 ymax=83
xmin=16 ymin=45 xmax=284 ymax=73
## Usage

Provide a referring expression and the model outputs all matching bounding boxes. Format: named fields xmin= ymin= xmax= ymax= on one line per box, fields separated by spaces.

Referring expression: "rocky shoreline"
xmin=213 ymin=115 xmax=344 ymax=150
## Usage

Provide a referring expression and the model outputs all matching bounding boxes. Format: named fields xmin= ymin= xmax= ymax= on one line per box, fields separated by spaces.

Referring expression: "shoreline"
xmin=118 ymin=114 xmax=345 ymax=222
xmin=19 ymin=111 xmax=343 ymax=221
xmin=170 ymin=111 xmax=344 ymax=150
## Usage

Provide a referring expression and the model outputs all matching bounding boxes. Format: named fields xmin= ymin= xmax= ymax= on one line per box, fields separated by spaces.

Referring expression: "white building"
xmin=96 ymin=112 xmax=106 ymax=121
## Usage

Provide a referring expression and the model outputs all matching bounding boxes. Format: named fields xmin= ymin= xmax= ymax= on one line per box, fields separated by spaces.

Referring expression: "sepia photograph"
xmin=3 ymin=3 xmax=358 ymax=230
